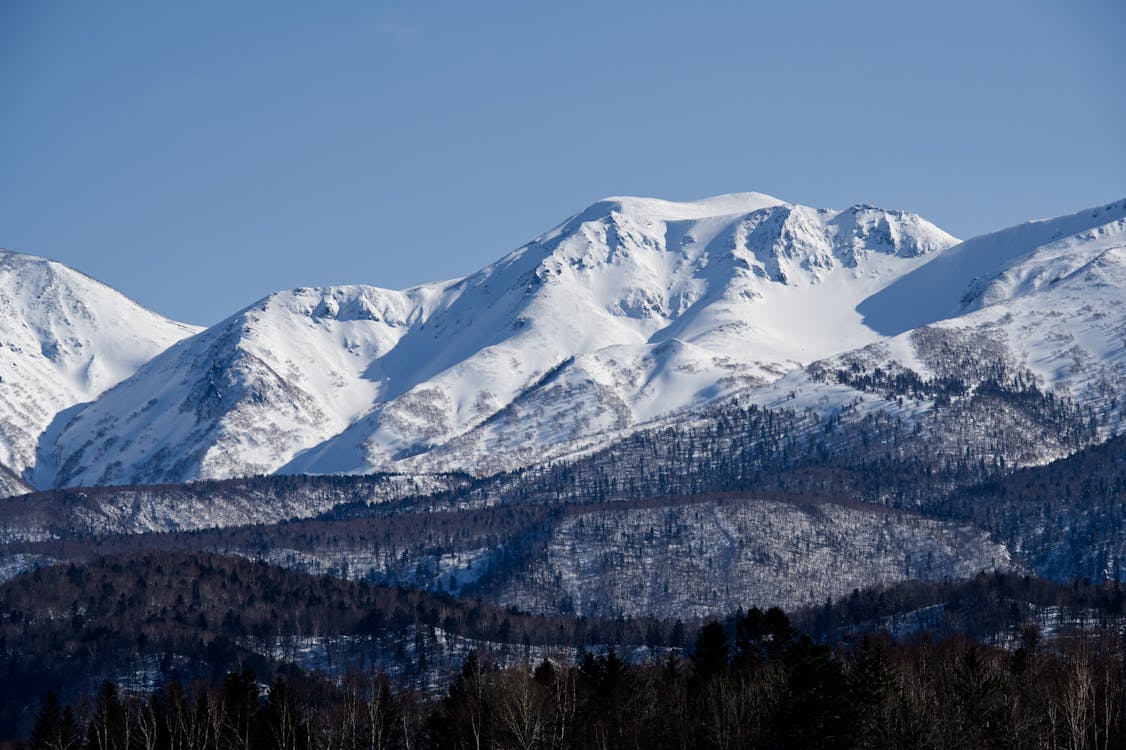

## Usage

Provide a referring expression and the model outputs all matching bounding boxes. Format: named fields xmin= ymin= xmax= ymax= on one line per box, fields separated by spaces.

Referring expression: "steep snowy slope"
xmin=859 ymin=198 xmax=1126 ymax=335
xmin=0 ymin=250 xmax=199 ymax=484
xmin=46 ymin=284 xmax=449 ymax=486
xmin=48 ymin=194 xmax=956 ymax=486
xmin=286 ymin=195 xmax=955 ymax=477
xmin=746 ymin=198 xmax=1126 ymax=463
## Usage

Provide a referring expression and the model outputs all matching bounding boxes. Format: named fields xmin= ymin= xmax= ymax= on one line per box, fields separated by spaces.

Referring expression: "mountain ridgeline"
xmin=7 ymin=194 xmax=1124 ymax=495
xmin=21 ymin=192 xmax=968 ymax=488
xmin=1 ymin=192 xmax=1124 ymax=619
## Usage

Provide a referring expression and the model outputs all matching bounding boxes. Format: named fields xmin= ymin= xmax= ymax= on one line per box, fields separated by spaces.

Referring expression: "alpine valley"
xmin=2 ymin=190 xmax=1125 ymax=625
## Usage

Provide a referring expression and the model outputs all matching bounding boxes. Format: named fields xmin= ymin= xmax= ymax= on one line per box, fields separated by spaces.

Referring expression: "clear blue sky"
xmin=2 ymin=0 xmax=1124 ymax=325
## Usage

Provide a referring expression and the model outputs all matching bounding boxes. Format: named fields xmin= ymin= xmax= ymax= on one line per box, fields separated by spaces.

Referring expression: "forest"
xmin=3 ymin=550 xmax=1126 ymax=747
xmin=17 ymin=605 xmax=1126 ymax=750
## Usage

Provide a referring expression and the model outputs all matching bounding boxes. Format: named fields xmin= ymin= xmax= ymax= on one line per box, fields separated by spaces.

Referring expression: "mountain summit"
xmin=0 ymin=250 xmax=199 ymax=484
xmin=42 ymin=194 xmax=956 ymax=487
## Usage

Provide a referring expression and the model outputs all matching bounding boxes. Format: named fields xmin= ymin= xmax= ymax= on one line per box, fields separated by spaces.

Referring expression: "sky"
xmin=2 ymin=0 xmax=1124 ymax=325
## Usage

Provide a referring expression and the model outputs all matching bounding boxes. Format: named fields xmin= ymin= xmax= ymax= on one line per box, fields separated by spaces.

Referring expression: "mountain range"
xmin=0 ymin=193 xmax=1121 ymax=487
xmin=5 ymin=192 xmax=1124 ymax=495
xmin=6 ymin=192 xmax=956 ymax=487
xmin=2 ymin=189 xmax=1125 ymax=618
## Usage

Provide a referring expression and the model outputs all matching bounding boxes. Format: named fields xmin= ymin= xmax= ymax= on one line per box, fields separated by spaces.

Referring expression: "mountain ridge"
xmin=6 ymin=192 xmax=1124 ymax=493
xmin=40 ymin=194 xmax=957 ymax=487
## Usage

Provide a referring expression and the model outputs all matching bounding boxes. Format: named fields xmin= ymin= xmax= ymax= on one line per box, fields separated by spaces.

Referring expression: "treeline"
xmin=20 ymin=607 xmax=1126 ymax=750
xmin=0 ymin=472 xmax=471 ymax=542
xmin=740 ymin=435 xmax=1126 ymax=583
xmin=0 ymin=551 xmax=673 ymax=651
xmin=5 ymin=491 xmax=873 ymax=599
xmin=3 ymin=357 xmax=1112 ymax=594
xmin=4 ymin=503 xmax=558 ymax=591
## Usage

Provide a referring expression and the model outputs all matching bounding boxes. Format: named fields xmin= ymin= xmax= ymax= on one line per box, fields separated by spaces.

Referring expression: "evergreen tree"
xmin=847 ymin=637 xmax=895 ymax=749
xmin=87 ymin=680 xmax=127 ymax=750
xmin=220 ymin=666 xmax=261 ymax=750
xmin=264 ymin=676 xmax=309 ymax=750
xmin=431 ymin=652 xmax=491 ymax=750
xmin=691 ymin=621 xmax=730 ymax=683
xmin=30 ymin=693 xmax=81 ymax=750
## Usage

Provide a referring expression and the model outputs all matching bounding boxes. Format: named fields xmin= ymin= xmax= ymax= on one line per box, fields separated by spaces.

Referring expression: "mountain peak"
xmin=538 ymin=192 xmax=787 ymax=244
xmin=0 ymin=249 xmax=200 ymax=481
xmin=42 ymin=192 xmax=966 ymax=487
xmin=596 ymin=191 xmax=787 ymax=219
xmin=528 ymin=194 xmax=956 ymax=301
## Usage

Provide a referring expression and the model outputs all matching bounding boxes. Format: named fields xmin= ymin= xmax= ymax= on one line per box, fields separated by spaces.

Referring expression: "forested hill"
xmin=0 ymin=551 xmax=677 ymax=736
xmin=11 ymin=563 xmax=1126 ymax=749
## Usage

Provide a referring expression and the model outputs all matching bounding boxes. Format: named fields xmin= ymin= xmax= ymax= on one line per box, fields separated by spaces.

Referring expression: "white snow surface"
xmin=0 ymin=250 xmax=199 ymax=484
xmin=859 ymin=199 xmax=1126 ymax=335
xmin=44 ymin=193 xmax=959 ymax=486
xmin=752 ymin=199 xmax=1126 ymax=438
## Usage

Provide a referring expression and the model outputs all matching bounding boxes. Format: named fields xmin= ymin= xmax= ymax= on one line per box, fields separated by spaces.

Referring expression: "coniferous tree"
xmin=691 ymin=621 xmax=730 ymax=683
xmin=87 ymin=680 xmax=127 ymax=750
xmin=220 ymin=666 xmax=261 ymax=750
xmin=431 ymin=652 xmax=491 ymax=750
xmin=30 ymin=693 xmax=81 ymax=750
xmin=264 ymin=676 xmax=309 ymax=750
xmin=847 ymin=637 xmax=896 ymax=749
xmin=29 ymin=693 xmax=63 ymax=750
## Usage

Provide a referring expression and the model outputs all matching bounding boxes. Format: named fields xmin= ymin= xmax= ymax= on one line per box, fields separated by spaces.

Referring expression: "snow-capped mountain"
xmin=879 ymin=198 xmax=1126 ymax=427
xmin=0 ymin=250 xmax=199 ymax=485
xmin=44 ymin=284 xmax=442 ymax=486
xmin=743 ymin=198 xmax=1126 ymax=464
xmin=45 ymin=193 xmax=957 ymax=487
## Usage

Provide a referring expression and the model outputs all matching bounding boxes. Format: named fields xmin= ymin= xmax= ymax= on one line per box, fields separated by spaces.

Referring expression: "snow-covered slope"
xmin=0 ymin=463 xmax=31 ymax=498
xmin=44 ymin=284 xmax=462 ymax=486
xmin=0 ymin=250 xmax=199 ymax=485
xmin=746 ymin=198 xmax=1126 ymax=462
xmin=47 ymin=194 xmax=957 ymax=486
xmin=858 ymin=199 xmax=1126 ymax=335
xmin=285 ymin=196 xmax=955 ymax=476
